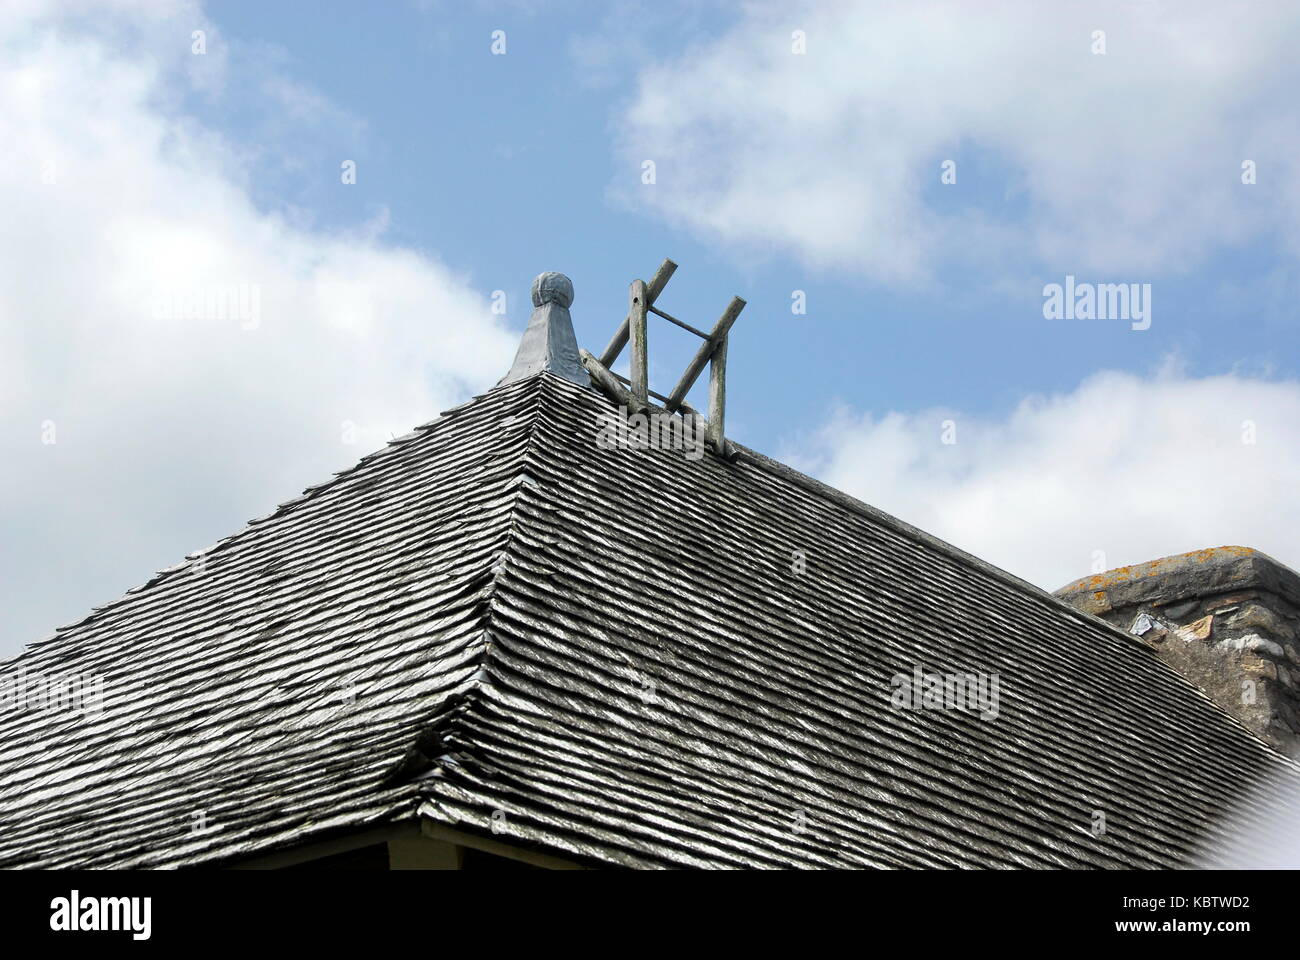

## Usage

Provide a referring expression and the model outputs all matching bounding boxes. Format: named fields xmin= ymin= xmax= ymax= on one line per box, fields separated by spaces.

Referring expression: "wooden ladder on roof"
xmin=580 ymin=259 xmax=745 ymax=457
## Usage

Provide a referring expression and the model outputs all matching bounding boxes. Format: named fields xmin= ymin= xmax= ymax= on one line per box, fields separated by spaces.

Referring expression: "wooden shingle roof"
xmin=1 ymin=372 xmax=1295 ymax=868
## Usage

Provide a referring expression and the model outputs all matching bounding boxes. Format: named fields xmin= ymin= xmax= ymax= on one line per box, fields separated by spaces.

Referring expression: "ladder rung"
xmin=648 ymin=304 xmax=709 ymax=340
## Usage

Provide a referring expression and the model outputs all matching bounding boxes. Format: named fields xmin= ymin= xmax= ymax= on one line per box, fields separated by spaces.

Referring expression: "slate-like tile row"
xmin=0 ymin=378 xmax=543 ymax=867
xmin=0 ymin=372 xmax=1295 ymax=868
xmin=410 ymin=376 xmax=1300 ymax=868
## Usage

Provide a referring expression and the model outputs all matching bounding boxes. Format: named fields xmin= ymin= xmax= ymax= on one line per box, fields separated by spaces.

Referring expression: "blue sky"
xmin=4 ymin=0 xmax=1300 ymax=655
xmin=194 ymin=0 xmax=1299 ymax=433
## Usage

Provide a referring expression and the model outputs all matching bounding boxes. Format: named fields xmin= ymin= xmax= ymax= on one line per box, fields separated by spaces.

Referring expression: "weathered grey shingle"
xmin=0 ymin=372 xmax=1295 ymax=868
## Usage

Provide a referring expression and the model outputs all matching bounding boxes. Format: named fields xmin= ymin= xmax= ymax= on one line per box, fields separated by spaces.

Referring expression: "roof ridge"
xmin=380 ymin=373 xmax=562 ymax=796
xmin=540 ymin=373 xmax=1145 ymax=653
xmin=537 ymin=374 xmax=1299 ymax=768
xmin=735 ymin=440 xmax=1300 ymax=764
xmin=7 ymin=377 xmax=544 ymax=660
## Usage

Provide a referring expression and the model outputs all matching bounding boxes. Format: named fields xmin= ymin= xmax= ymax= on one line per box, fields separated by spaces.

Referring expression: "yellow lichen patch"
xmin=1059 ymin=546 xmax=1258 ymax=596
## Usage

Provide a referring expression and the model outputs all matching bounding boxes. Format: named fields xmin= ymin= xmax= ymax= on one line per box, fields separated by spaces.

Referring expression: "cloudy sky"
xmin=4 ymin=0 xmax=1300 ymax=656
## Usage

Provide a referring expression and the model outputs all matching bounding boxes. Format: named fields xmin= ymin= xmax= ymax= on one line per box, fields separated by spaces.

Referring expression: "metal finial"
xmin=531 ymin=272 xmax=574 ymax=309
xmin=500 ymin=271 xmax=588 ymax=387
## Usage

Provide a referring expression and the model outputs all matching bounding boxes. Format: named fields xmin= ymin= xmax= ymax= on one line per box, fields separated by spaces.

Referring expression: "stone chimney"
xmin=1056 ymin=546 xmax=1300 ymax=758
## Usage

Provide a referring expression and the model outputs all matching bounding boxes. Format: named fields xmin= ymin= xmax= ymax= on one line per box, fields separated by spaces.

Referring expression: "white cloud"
xmin=614 ymin=0 xmax=1300 ymax=285
xmin=788 ymin=365 xmax=1300 ymax=591
xmin=0 ymin=2 xmax=515 ymax=654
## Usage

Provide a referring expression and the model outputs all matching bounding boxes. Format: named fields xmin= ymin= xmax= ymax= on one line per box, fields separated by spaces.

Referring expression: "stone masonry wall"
xmin=1055 ymin=546 xmax=1300 ymax=759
